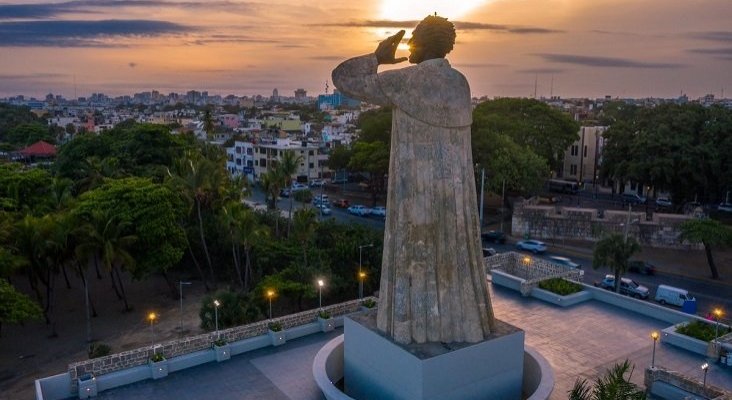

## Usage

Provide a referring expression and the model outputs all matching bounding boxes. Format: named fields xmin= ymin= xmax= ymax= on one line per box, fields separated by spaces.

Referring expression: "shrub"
xmin=676 ymin=320 xmax=729 ymax=342
xmin=537 ymin=278 xmax=582 ymax=296
xmin=150 ymin=352 xmax=165 ymax=363
xmin=88 ymin=343 xmax=111 ymax=359
xmin=318 ymin=310 xmax=331 ymax=319
xmin=213 ymin=338 xmax=227 ymax=347
xmin=199 ymin=290 xmax=263 ymax=331
xmin=361 ymin=299 xmax=376 ymax=308
xmin=294 ymin=189 xmax=312 ymax=203
xmin=268 ymin=321 xmax=283 ymax=332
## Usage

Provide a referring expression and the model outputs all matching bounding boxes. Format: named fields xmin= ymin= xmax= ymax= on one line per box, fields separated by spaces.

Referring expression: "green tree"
xmin=326 ymin=145 xmax=353 ymax=174
xmin=278 ymin=150 xmax=303 ymax=236
xmin=6 ymin=123 xmax=55 ymax=147
xmin=203 ymin=108 xmax=216 ymax=140
xmin=292 ymin=208 xmax=317 ymax=268
xmin=0 ymin=279 xmax=43 ymax=337
xmin=592 ymin=234 xmax=641 ymax=292
xmin=569 ymin=360 xmax=645 ymax=400
xmin=680 ymin=218 xmax=732 ymax=279
xmin=348 ymin=141 xmax=389 ymax=205
xmin=358 ymin=107 xmax=392 ymax=143
xmin=199 ymin=290 xmax=262 ymax=331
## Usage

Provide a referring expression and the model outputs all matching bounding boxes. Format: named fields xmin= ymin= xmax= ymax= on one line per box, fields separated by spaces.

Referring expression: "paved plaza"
xmin=93 ymin=284 xmax=732 ymax=400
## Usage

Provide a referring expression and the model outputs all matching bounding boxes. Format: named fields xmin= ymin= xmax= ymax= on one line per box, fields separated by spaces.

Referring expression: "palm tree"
xmin=592 ymin=234 xmax=641 ymax=293
xmin=260 ymin=170 xmax=283 ymax=236
xmin=568 ymin=360 xmax=645 ymax=400
xmin=220 ymin=202 xmax=269 ymax=292
xmin=680 ymin=218 xmax=732 ymax=279
xmin=203 ymin=108 xmax=215 ymax=140
xmin=75 ymin=210 xmax=137 ymax=311
xmin=292 ymin=208 xmax=317 ymax=268
xmin=278 ymin=150 xmax=303 ymax=236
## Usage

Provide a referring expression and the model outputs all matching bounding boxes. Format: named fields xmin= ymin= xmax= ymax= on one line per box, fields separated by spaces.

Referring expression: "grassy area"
xmin=537 ymin=278 xmax=583 ymax=296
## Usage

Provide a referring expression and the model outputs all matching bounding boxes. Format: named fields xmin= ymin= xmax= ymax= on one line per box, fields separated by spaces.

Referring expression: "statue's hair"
xmin=413 ymin=15 xmax=456 ymax=57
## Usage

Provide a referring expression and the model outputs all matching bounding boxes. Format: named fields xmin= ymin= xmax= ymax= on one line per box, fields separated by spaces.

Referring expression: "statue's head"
xmin=408 ymin=15 xmax=456 ymax=64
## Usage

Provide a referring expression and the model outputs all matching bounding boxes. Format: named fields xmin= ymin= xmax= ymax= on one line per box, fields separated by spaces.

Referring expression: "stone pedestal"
xmin=344 ymin=314 xmax=524 ymax=400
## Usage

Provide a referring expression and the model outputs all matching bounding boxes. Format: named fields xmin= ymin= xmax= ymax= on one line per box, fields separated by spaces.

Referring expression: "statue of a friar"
xmin=333 ymin=15 xmax=496 ymax=345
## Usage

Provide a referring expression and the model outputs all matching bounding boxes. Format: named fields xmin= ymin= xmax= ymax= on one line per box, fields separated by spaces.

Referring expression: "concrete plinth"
xmin=344 ymin=313 xmax=524 ymax=400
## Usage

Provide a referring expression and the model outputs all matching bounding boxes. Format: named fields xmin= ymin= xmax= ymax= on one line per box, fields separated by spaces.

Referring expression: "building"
xmin=251 ymin=138 xmax=330 ymax=182
xmin=561 ymin=126 xmax=607 ymax=185
xmin=317 ymin=90 xmax=360 ymax=110
xmin=226 ymin=141 xmax=256 ymax=182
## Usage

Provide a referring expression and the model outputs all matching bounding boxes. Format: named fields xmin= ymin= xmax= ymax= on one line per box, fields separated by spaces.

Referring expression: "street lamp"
xmin=267 ymin=290 xmax=274 ymax=320
xmin=178 ymin=281 xmax=192 ymax=331
xmin=713 ymin=308 xmax=723 ymax=344
xmin=317 ymin=279 xmax=324 ymax=309
xmin=213 ymin=299 xmax=221 ymax=339
xmin=359 ymin=244 xmax=373 ymax=299
xmin=701 ymin=362 xmax=709 ymax=387
xmin=359 ymin=272 xmax=366 ymax=300
xmin=148 ymin=312 xmax=157 ymax=353
xmin=522 ymin=256 xmax=532 ymax=266
xmin=650 ymin=331 xmax=659 ymax=368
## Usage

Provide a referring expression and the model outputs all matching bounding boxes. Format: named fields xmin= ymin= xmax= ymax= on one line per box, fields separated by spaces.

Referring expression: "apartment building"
xmin=561 ymin=126 xmax=607 ymax=185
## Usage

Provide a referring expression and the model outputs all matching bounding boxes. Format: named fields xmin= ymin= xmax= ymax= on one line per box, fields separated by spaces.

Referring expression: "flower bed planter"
xmin=149 ymin=358 xmax=168 ymax=380
xmin=530 ymin=287 xmax=592 ymax=307
xmin=661 ymin=322 xmax=710 ymax=356
xmin=77 ymin=373 xmax=97 ymax=399
xmin=268 ymin=329 xmax=286 ymax=346
xmin=214 ymin=343 xmax=231 ymax=362
xmin=318 ymin=317 xmax=335 ymax=332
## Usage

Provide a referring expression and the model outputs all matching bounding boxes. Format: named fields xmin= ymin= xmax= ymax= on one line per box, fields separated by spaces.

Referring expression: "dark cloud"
xmin=185 ymin=34 xmax=278 ymax=46
xmin=518 ymin=68 xmax=566 ymax=74
xmin=690 ymin=31 xmax=732 ymax=43
xmin=688 ymin=47 xmax=732 ymax=60
xmin=318 ymin=20 xmax=561 ymax=34
xmin=534 ymin=53 xmax=683 ymax=69
xmin=0 ymin=19 xmax=193 ymax=47
xmin=0 ymin=1 xmax=253 ymax=20
xmin=128 ymin=62 xmax=137 ymax=68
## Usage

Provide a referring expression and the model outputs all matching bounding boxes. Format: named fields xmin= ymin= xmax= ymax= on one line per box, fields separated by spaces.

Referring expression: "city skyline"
xmin=0 ymin=0 xmax=731 ymax=99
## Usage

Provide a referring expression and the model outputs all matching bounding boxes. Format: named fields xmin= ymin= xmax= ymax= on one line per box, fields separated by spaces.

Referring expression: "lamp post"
xmin=713 ymin=308 xmax=723 ymax=344
xmin=148 ymin=312 xmax=157 ymax=354
xmin=213 ymin=299 xmax=221 ymax=339
xmin=267 ymin=290 xmax=274 ymax=320
xmin=701 ymin=362 xmax=709 ymax=387
xmin=479 ymin=167 xmax=485 ymax=227
xmin=318 ymin=279 xmax=324 ymax=309
xmin=359 ymin=272 xmax=366 ymax=300
xmin=178 ymin=281 xmax=192 ymax=331
xmin=359 ymin=243 xmax=373 ymax=299
xmin=651 ymin=331 xmax=659 ymax=368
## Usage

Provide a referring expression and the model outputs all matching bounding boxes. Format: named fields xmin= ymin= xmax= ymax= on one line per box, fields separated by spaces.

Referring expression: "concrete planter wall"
xmin=77 ymin=375 xmax=97 ymax=399
xmin=214 ymin=343 xmax=231 ymax=362
xmin=149 ymin=359 xmax=168 ymax=380
xmin=268 ymin=329 xmax=286 ymax=346
xmin=530 ymin=287 xmax=592 ymax=307
xmin=319 ymin=317 xmax=335 ymax=332
xmin=661 ymin=322 xmax=711 ymax=356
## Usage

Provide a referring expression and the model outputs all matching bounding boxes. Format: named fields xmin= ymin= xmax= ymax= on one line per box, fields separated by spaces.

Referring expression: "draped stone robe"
xmin=332 ymin=54 xmax=495 ymax=345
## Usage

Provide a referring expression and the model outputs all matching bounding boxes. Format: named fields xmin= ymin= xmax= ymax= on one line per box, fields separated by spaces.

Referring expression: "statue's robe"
xmin=333 ymin=54 xmax=495 ymax=344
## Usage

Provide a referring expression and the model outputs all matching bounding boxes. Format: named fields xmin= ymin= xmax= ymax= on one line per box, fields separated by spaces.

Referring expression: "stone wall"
xmin=485 ymin=252 xmax=583 ymax=295
xmin=644 ymin=366 xmax=732 ymax=399
xmin=67 ymin=298 xmax=366 ymax=387
xmin=511 ymin=201 xmax=699 ymax=249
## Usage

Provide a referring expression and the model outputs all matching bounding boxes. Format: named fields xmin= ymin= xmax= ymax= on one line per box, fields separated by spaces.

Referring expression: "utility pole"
xmin=500 ymin=180 xmax=506 ymax=233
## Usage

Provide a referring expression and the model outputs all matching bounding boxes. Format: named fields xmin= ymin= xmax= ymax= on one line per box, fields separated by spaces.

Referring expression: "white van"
xmin=655 ymin=285 xmax=695 ymax=307
xmin=313 ymin=194 xmax=330 ymax=206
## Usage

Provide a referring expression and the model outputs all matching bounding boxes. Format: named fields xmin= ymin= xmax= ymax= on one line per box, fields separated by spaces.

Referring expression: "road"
xmin=485 ymin=241 xmax=732 ymax=318
xmin=244 ymin=187 xmax=731 ymax=319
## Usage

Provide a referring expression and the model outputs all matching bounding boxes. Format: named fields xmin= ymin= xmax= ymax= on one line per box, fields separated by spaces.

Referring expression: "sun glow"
xmin=379 ymin=0 xmax=490 ymax=21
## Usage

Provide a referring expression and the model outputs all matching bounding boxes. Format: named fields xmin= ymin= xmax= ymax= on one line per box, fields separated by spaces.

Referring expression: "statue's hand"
xmin=375 ymin=30 xmax=408 ymax=65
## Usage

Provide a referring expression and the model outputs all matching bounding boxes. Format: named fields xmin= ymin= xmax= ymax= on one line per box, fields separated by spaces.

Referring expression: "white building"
xmin=226 ymin=141 xmax=256 ymax=182
xmin=252 ymin=138 xmax=330 ymax=183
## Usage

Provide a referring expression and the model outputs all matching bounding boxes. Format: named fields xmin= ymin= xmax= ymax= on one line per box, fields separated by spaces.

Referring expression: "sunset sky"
xmin=0 ymin=0 xmax=730 ymax=99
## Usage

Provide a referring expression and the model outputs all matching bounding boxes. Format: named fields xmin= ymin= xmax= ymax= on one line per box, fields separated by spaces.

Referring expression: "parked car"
xmin=515 ymin=240 xmax=547 ymax=254
xmin=654 ymin=285 xmax=695 ymax=307
xmin=627 ymin=260 xmax=656 ymax=275
xmin=596 ymin=275 xmax=649 ymax=299
xmin=718 ymin=202 xmax=732 ymax=213
xmin=315 ymin=203 xmax=332 ymax=216
xmin=309 ymin=179 xmax=325 ymax=188
xmin=371 ymin=206 xmax=386 ymax=217
xmin=347 ymin=205 xmax=371 ymax=216
xmin=655 ymin=197 xmax=673 ymax=209
xmin=482 ymin=247 xmax=497 ymax=257
xmin=621 ymin=193 xmax=647 ymax=205
xmin=333 ymin=198 xmax=350 ymax=208
xmin=291 ymin=183 xmax=308 ymax=192
xmin=547 ymin=256 xmax=581 ymax=269
xmin=279 ymin=188 xmax=291 ymax=197
xmin=312 ymin=194 xmax=330 ymax=206
xmin=481 ymin=230 xmax=506 ymax=244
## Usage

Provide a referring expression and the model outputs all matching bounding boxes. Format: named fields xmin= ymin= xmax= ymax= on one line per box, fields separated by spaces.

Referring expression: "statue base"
xmin=344 ymin=311 xmax=525 ymax=400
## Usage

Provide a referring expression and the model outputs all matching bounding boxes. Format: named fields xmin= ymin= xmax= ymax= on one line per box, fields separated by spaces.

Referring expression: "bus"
xmin=547 ymin=179 xmax=580 ymax=194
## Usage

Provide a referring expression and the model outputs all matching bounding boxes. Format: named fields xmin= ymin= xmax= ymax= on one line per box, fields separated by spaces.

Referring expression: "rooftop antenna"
xmin=550 ymin=75 xmax=554 ymax=98
xmin=73 ymin=74 xmax=77 ymax=100
xmin=325 ymin=81 xmax=329 ymax=95
xmin=533 ymin=74 xmax=537 ymax=99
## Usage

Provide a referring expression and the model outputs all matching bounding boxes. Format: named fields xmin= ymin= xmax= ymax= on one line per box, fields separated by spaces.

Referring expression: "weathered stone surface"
xmin=333 ymin=54 xmax=495 ymax=344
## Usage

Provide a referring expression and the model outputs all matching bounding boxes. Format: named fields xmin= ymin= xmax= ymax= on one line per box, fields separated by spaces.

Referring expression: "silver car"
xmin=516 ymin=240 xmax=547 ymax=254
